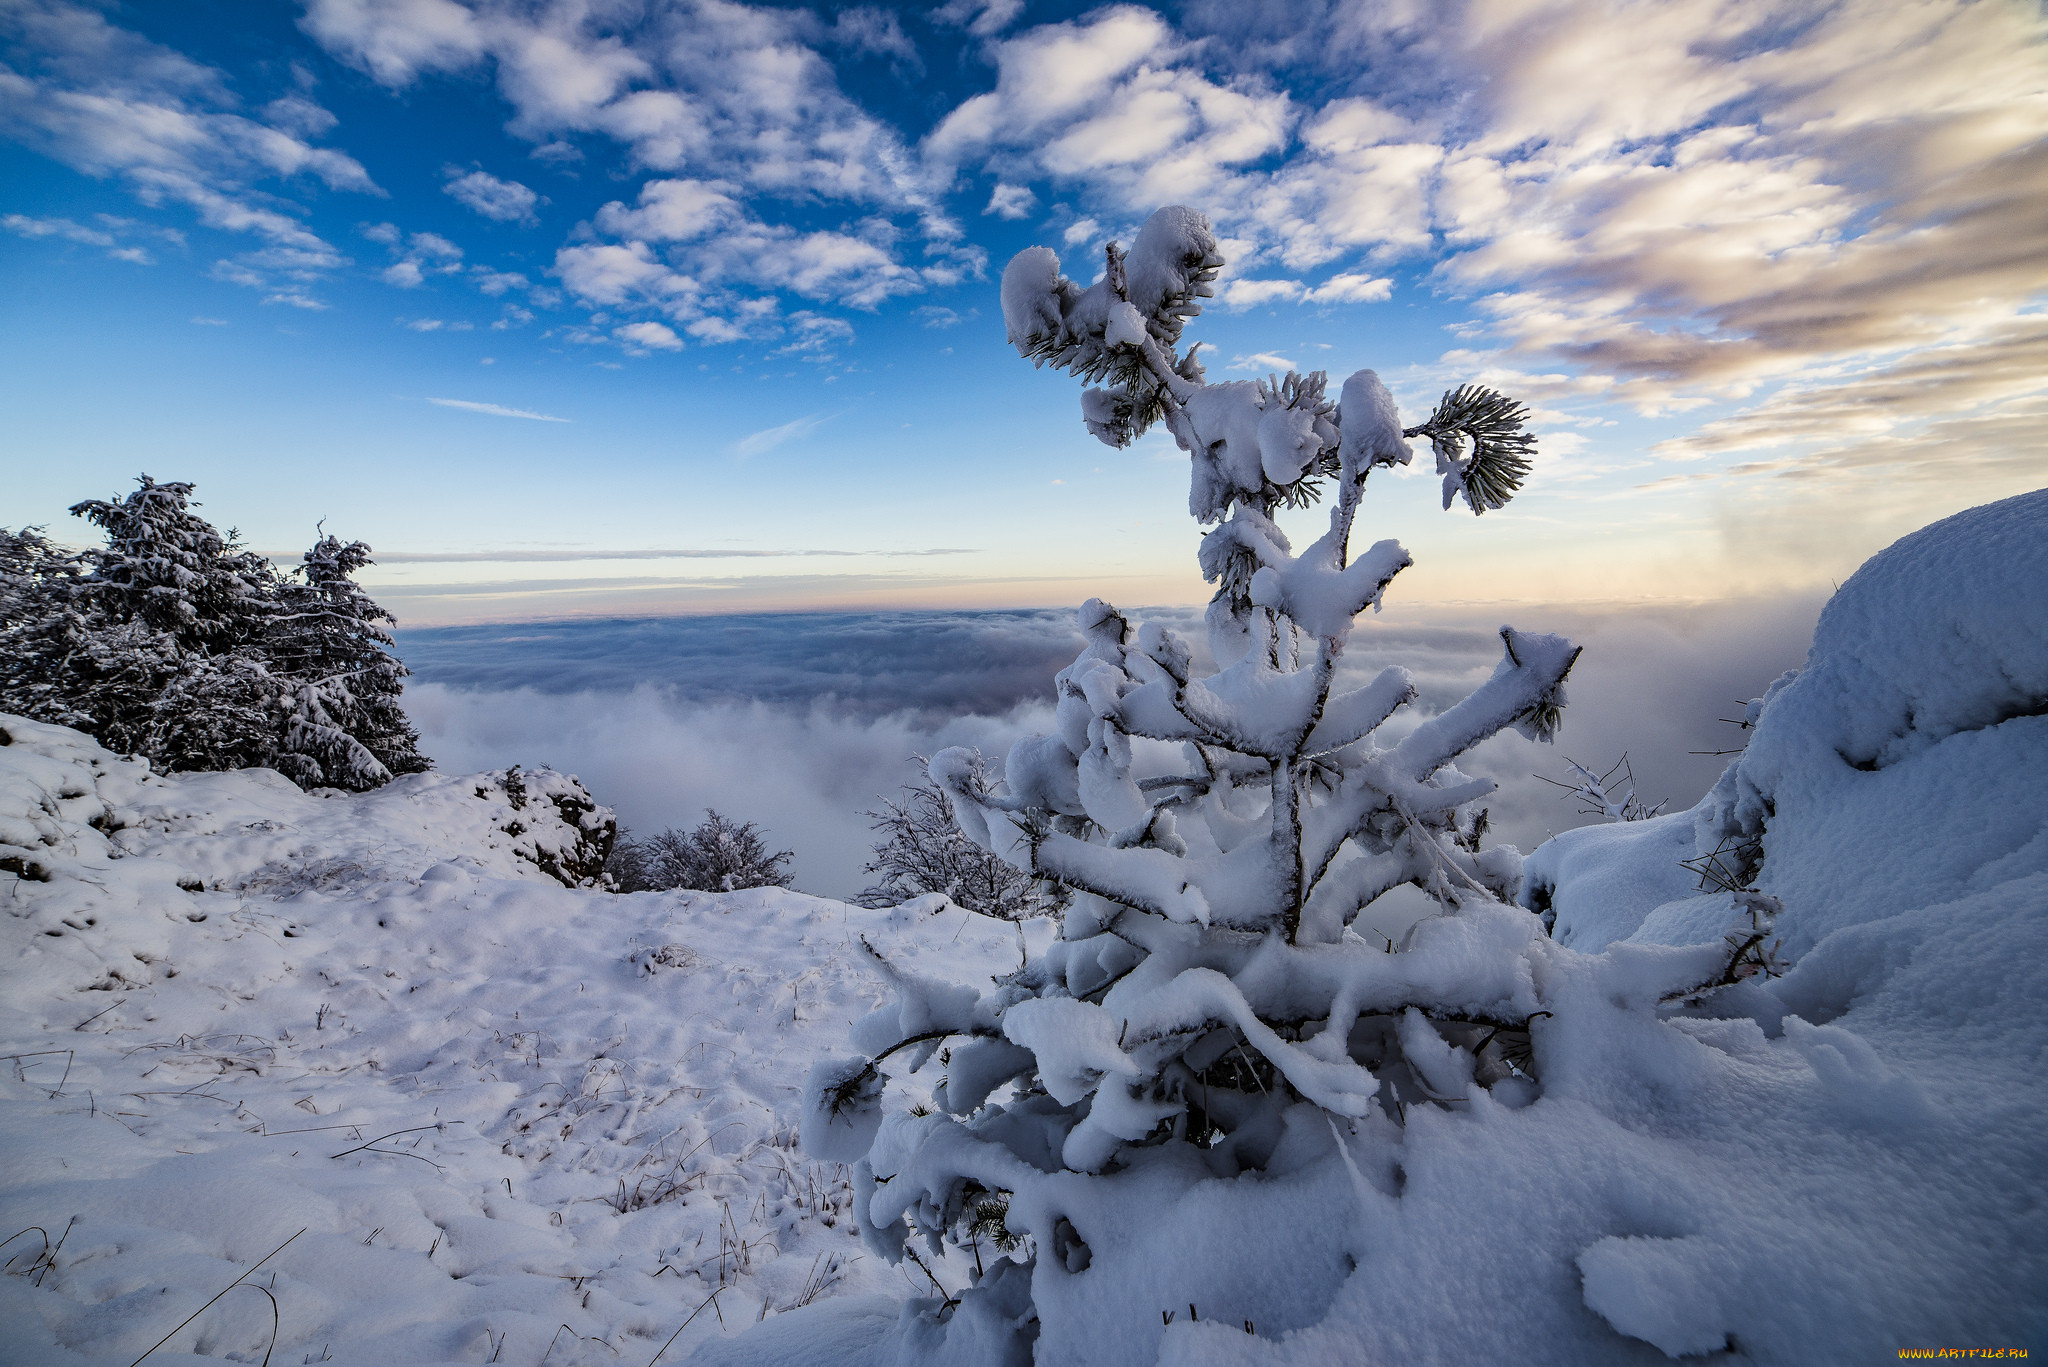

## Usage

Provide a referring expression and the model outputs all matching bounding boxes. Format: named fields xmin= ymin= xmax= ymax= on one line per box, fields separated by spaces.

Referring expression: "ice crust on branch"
xmin=800 ymin=206 xmax=1585 ymax=1364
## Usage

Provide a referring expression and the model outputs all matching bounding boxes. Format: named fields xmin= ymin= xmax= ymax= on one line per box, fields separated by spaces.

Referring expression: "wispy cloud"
xmin=364 ymin=547 xmax=976 ymax=563
xmin=734 ymin=413 xmax=826 ymax=457
xmin=1228 ymin=351 xmax=1298 ymax=372
xmin=427 ymin=397 xmax=570 ymax=422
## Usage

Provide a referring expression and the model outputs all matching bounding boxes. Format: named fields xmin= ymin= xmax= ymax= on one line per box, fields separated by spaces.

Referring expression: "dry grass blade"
xmin=646 ymin=1288 xmax=725 ymax=1367
xmin=131 ymin=1227 xmax=304 ymax=1366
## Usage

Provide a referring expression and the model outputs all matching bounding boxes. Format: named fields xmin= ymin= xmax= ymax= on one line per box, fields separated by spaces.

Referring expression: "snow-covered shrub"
xmin=609 ymin=810 xmax=793 ymax=892
xmin=799 ymin=207 xmax=1585 ymax=1363
xmin=858 ymin=755 xmax=1067 ymax=920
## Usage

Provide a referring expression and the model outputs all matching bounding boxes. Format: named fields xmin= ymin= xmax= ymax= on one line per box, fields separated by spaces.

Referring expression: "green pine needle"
xmin=1406 ymin=384 xmax=1536 ymax=515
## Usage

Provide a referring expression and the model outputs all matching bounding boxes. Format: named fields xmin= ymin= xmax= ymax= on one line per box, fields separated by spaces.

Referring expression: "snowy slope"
xmin=0 ymin=718 xmax=1026 ymax=1366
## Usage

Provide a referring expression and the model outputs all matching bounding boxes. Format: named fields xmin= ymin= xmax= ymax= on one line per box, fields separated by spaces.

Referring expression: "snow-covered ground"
xmin=3 ymin=490 xmax=2045 ymax=1366
xmin=0 ymin=720 xmax=1029 ymax=1366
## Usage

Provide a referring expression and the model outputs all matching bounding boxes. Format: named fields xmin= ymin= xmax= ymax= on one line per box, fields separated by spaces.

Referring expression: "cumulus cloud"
xmin=1228 ymin=351 xmax=1298 ymax=372
xmin=443 ymin=167 xmax=541 ymax=222
xmin=396 ymin=598 xmax=1819 ymax=897
xmin=300 ymin=0 xmax=969 ymax=273
xmin=615 ymin=319 xmax=682 ymax=351
xmin=984 ymin=182 xmax=1035 ymax=218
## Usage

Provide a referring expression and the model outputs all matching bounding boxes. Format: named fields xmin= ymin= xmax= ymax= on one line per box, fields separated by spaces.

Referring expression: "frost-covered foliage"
xmin=793 ymin=207 xmax=1592 ymax=1364
xmin=1538 ymin=754 xmax=1666 ymax=827
xmin=609 ymin=810 xmax=794 ymax=893
xmin=858 ymin=757 xmax=1066 ymax=921
xmin=0 ymin=476 xmax=427 ymax=789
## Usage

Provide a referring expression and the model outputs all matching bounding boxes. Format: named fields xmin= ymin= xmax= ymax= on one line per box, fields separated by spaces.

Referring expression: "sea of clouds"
xmin=398 ymin=597 xmax=1824 ymax=899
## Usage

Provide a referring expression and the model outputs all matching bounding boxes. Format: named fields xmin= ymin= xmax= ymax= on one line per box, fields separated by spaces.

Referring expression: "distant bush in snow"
xmin=609 ymin=809 xmax=794 ymax=893
xmin=856 ymin=754 xmax=1066 ymax=920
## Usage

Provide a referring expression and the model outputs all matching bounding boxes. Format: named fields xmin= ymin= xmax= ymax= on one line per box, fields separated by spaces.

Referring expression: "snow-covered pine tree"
xmin=857 ymin=755 xmax=1066 ymax=920
xmin=40 ymin=476 xmax=282 ymax=768
xmin=68 ymin=476 xmax=278 ymax=655
xmin=803 ymin=207 xmax=1581 ymax=1363
xmin=268 ymin=532 xmax=429 ymax=791
xmin=0 ymin=527 xmax=92 ymax=732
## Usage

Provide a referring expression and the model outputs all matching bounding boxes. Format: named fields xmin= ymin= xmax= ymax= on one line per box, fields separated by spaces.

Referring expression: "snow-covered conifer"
xmin=805 ymin=207 xmax=1583 ymax=1363
xmin=268 ymin=532 xmax=429 ymax=791
xmin=0 ymin=527 xmax=91 ymax=731
xmin=4 ymin=481 xmax=428 ymax=790
xmin=68 ymin=476 xmax=277 ymax=654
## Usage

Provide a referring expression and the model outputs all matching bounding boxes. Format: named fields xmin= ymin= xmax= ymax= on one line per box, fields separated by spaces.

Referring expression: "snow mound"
xmin=0 ymin=717 xmax=1029 ymax=1366
xmin=1528 ymin=487 xmax=2048 ymax=956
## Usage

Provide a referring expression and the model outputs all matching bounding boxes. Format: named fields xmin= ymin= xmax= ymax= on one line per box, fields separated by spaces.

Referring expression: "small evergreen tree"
xmin=857 ymin=754 xmax=1066 ymax=919
xmin=68 ymin=476 xmax=277 ymax=654
xmin=0 ymin=527 xmax=92 ymax=732
xmin=804 ymin=207 xmax=1581 ymax=1363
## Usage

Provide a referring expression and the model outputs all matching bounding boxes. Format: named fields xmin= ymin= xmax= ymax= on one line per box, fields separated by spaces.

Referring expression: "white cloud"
xmin=734 ymin=413 xmax=825 ymax=457
xmin=1304 ymin=272 xmax=1392 ymax=304
xmin=190 ymin=316 xmax=228 ymax=325
xmin=1228 ymin=351 xmax=1298 ymax=372
xmin=368 ymin=226 xmax=464 ymax=290
xmin=444 ymin=167 xmax=541 ymax=223
xmin=2 ymin=211 xmax=161 ymax=262
xmin=1218 ymin=278 xmax=1303 ymax=310
xmin=828 ymin=8 xmax=918 ymax=67
xmin=3 ymin=213 xmax=113 ymax=246
xmin=1061 ymin=217 xmax=1102 ymax=246
xmin=984 ymin=183 xmax=1035 ymax=219
xmin=931 ymin=0 xmax=1024 ymax=39
xmin=561 ymin=177 xmax=924 ymax=321
xmin=427 ymin=397 xmax=569 ymax=421
xmin=406 ymin=318 xmax=445 ymax=331
xmin=615 ymin=320 xmax=683 ymax=351
xmin=470 ymin=266 xmax=529 ymax=296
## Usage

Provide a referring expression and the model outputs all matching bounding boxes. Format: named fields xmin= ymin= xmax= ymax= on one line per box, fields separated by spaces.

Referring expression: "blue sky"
xmin=3 ymin=0 xmax=2043 ymax=624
